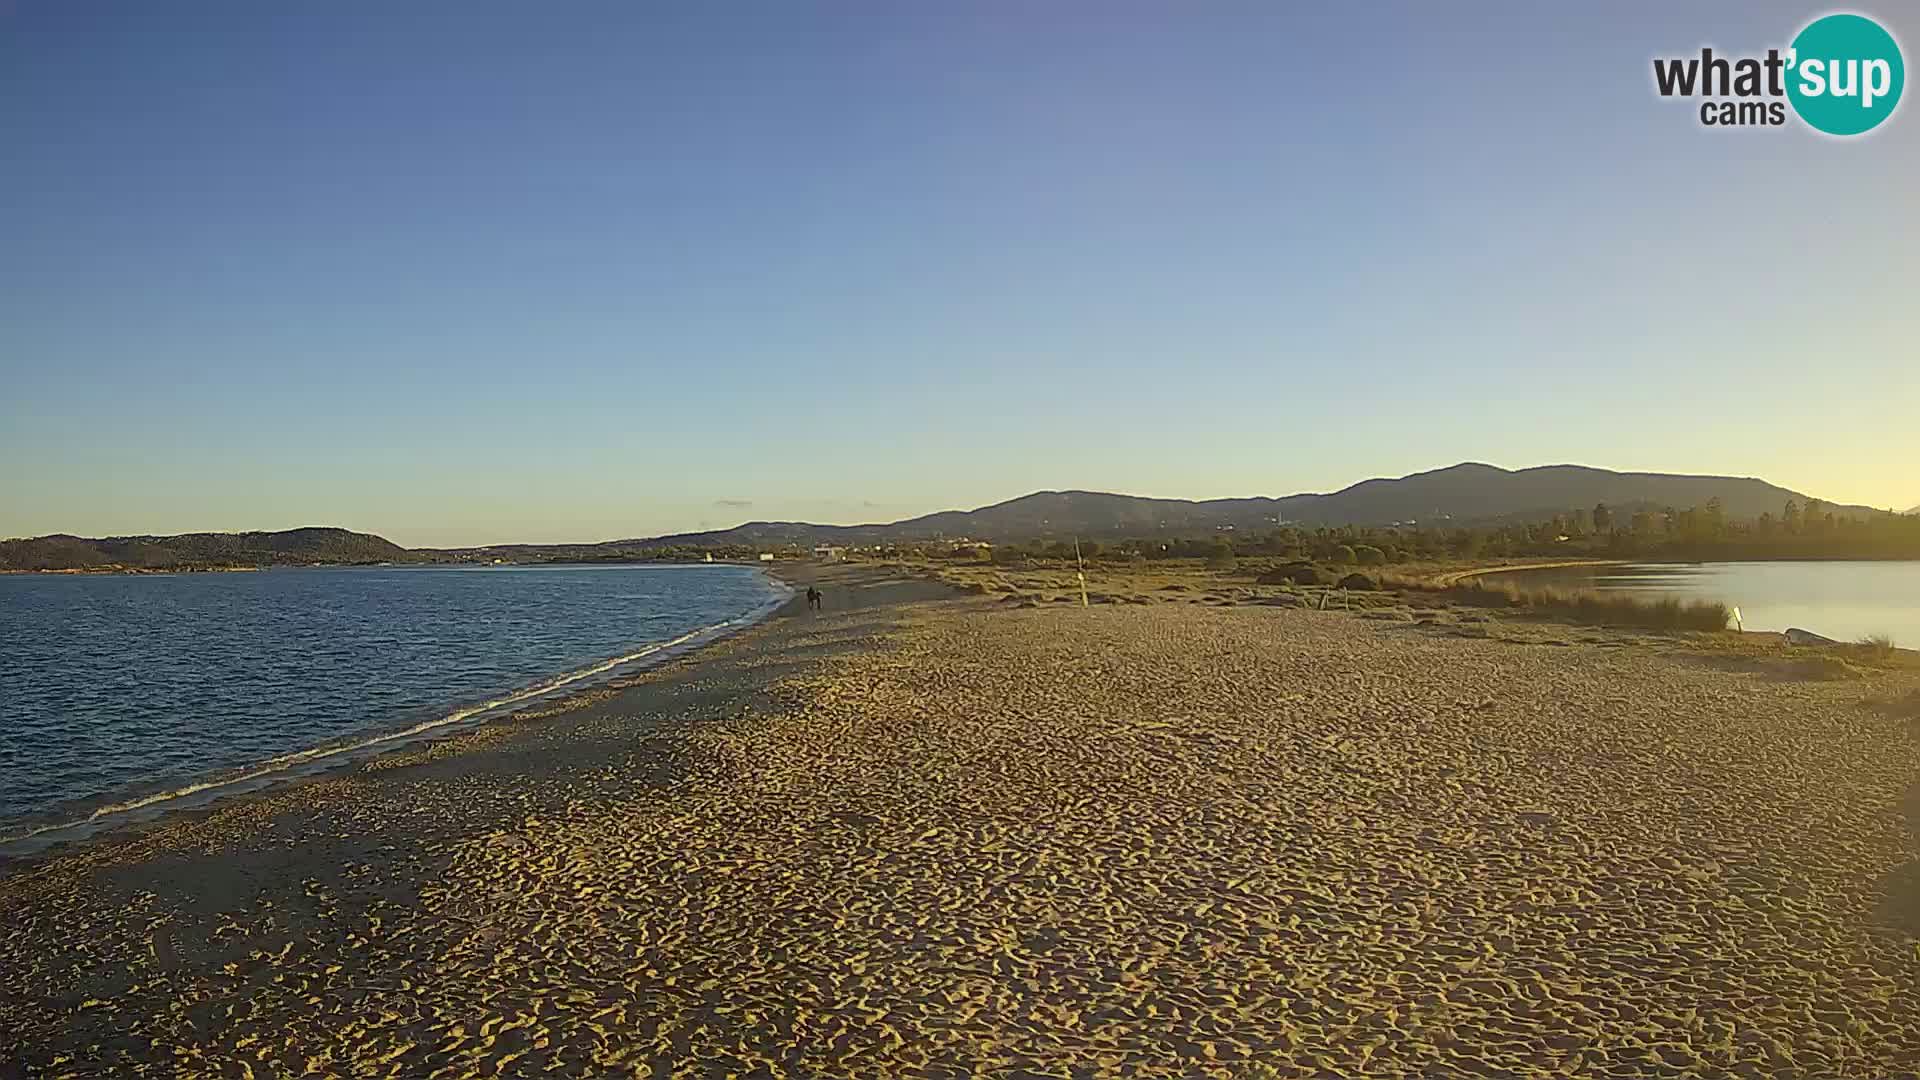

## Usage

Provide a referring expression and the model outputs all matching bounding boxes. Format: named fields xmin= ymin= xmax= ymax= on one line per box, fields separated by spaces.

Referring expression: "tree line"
xmin=935 ymin=498 xmax=1920 ymax=566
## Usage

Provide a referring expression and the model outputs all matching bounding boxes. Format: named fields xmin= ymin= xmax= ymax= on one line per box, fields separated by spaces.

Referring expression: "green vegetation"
xmin=1205 ymin=541 xmax=1237 ymax=571
xmin=627 ymin=464 xmax=1892 ymax=551
xmin=0 ymin=530 xmax=815 ymax=572
xmin=19 ymin=486 xmax=1916 ymax=573
xmin=0 ymin=528 xmax=415 ymax=572
xmin=1259 ymin=563 xmax=1334 ymax=586
xmin=1496 ymin=496 xmax=1920 ymax=561
xmin=955 ymin=495 xmax=1920 ymax=569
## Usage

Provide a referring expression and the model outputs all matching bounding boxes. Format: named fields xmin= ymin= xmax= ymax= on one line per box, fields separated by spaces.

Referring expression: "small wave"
xmin=0 ymin=617 xmax=743 ymax=851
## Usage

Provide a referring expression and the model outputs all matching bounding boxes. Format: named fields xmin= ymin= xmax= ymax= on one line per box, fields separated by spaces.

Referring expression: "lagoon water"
xmin=0 ymin=564 xmax=784 ymax=846
xmin=1479 ymin=560 xmax=1920 ymax=646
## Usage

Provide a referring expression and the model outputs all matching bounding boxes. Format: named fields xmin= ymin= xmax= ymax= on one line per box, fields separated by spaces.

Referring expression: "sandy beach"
xmin=5 ymin=565 xmax=1920 ymax=1078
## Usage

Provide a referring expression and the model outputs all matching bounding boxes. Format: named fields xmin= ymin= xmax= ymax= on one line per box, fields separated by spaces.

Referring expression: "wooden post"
xmin=1075 ymin=538 xmax=1090 ymax=608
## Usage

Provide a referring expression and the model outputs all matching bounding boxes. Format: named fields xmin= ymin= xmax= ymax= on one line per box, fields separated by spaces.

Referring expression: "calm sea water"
xmin=0 ymin=564 xmax=784 ymax=848
xmin=1479 ymin=561 xmax=1920 ymax=646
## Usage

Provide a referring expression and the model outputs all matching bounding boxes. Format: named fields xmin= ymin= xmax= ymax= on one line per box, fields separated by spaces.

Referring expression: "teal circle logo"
xmin=1787 ymin=13 xmax=1904 ymax=135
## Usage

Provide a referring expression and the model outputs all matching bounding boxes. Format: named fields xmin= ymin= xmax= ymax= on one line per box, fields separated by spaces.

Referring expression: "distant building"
xmin=813 ymin=545 xmax=847 ymax=562
xmin=758 ymin=552 xmax=776 ymax=562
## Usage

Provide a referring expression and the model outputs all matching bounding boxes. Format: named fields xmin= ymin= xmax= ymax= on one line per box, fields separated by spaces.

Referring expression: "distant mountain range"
xmin=0 ymin=527 xmax=412 ymax=572
xmin=2 ymin=464 xmax=1883 ymax=570
xmin=616 ymin=463 xmax=1875 ymax=549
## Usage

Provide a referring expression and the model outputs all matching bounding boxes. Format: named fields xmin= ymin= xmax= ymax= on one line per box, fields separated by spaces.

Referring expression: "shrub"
xmin=1858 ymin=633 xmax=1897 ymax=659
xmin=1353 ymin=545 xmax=1385 ymax=566
xmin=1788 ymin=655 xmax=1862 ymax=681
xmin=1259 ymin=563 xmax=1331 ymax=586
xmin=1330 ymin=545 xmax=1357 ymax=565
xmin=1205 ymin=541 xmax=1237 ymax=571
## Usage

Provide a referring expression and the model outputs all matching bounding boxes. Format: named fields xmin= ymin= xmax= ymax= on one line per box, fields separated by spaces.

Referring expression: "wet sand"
xmin=5 ymin=568 xmax=1920 ymax=1077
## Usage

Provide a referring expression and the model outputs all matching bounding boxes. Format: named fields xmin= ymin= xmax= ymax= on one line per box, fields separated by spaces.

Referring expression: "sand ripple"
xmin=5 ymin=602 xmax=1920 ymax=1077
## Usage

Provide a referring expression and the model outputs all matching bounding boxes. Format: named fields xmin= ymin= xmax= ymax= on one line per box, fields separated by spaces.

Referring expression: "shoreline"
xmin=1438 ymin=554 xmax=1920 ymax=588
xmin=0 ymin=565 xmax=263 ymax=575
xmin=0 ymin=565 xmax=800 ymax=871
xmin=1426 ymin=558 xmax=1629 ymax=587
xmin=0 ymin=557 xmax=810 ymax=575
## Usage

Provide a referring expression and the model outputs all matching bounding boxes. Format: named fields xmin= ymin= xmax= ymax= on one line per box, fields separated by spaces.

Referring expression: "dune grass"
xmin=924 ymin=559 xmax=1734 ymax=633
xmin=1785 ymin=655 xmax=1866 ymax=681
xmin=1858 ymin=633 xmax=1898 ymax=660
xmin=1381 ymin=574 xmax=1732 ymax=633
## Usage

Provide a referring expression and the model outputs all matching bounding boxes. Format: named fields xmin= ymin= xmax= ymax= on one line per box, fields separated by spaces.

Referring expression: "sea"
xmin=0 ymin=564 xmax=787 ymax=856
xmin=1476 ymin=560 xmax=1920 ymax=646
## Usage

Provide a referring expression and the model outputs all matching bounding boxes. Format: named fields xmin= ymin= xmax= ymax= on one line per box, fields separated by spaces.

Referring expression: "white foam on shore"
xmin=0 ymin=609 xmax=768 ymax=852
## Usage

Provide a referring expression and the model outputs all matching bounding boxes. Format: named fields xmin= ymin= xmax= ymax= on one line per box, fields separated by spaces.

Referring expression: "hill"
xmin=0 ymin=528 xmax=414 ymax=572
xmin=6 ymin=464 xmax=1881 ymax=567
xmin=624 ymin=463 xmax=1870 ymax=548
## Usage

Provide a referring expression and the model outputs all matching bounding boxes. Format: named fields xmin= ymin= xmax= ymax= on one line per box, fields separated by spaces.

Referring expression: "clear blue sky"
xmin=3 ymin=2 xmax=1914 ymax=545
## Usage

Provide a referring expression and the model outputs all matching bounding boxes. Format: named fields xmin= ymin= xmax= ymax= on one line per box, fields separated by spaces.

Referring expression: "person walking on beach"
xmin=806 ymin=586 xmax=821 ymax=611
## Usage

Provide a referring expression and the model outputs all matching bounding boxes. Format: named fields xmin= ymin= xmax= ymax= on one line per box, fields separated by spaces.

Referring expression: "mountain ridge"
xmin=3 ymin=464 xmax=1887 ymax=568
xmin=619 ymin=463 xmax=1877 ymax=548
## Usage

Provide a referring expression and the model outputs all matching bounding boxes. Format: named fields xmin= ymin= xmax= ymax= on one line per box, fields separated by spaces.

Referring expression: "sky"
xmin=3 ymin=2 xmax=1915 ymax=546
